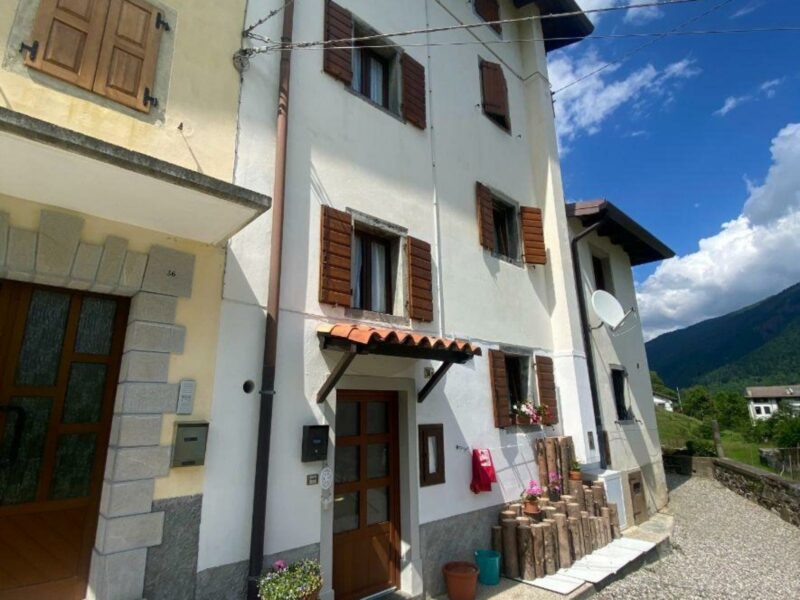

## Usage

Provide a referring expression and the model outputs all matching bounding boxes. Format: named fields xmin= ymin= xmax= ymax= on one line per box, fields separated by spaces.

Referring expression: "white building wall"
xmin=199 ymin=0 xmax=600 ymax=591
xmin=570 ymin=225 xmax=668 ymax=516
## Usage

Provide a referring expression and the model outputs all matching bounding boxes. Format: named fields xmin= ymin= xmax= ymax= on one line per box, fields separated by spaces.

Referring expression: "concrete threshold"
xmin=459 ymin=511 xmax=673 ymax=600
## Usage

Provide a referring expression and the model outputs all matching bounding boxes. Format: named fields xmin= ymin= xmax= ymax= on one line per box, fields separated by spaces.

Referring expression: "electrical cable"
xmin=242 ymin=0 xmax=703 ymax=53
xmin=553 ymin=0 xmax=738 ymax=94
xmin=254 ymin=26 xmax=800 ymax=52
xmin=243 ymin=0 xmax=296 ymax=36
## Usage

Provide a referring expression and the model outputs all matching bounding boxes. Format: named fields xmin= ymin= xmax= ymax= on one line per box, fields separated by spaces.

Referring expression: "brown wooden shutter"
xmin=319 ymin=206 xmax=353 ymax=307
xmin=401 ymin=54 xmax=427 ymax=130
xmin=520 ymin=207 xmax=547 ymax=265
xmin=406 ymin=237 xmax=434 ymax=322
xmin=92 ymin=0 xmax=163 ymax=112
xmin=479 ymin=59 xmax=510 ymax=130
xmin=535 ymin=355 xmax=558 ymax=425
xmin=489 ymin=350 xmax=512 ymax=428
xmin=24 ymin=0 xmax=111 ymax=90
xmin=475 ymin=0 xmax=501 ymax=34
xmin=323 ymin=0 xmax=353 ymax=85
xmin=476 ymin=182 xmax=495 ymax=252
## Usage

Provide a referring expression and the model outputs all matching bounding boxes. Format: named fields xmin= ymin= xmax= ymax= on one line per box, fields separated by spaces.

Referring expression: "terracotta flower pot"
xmin=569 ymin=470 xmax=582 ymax=481
xmin=442 ymin=562 xmax=479 ymax=600
xmin=523 ymin=500 xmax=540 ymax=516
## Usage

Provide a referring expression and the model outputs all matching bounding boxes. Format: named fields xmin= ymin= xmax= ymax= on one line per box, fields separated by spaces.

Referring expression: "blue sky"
xmin=547 ymin=0 xmax=800 ymax=338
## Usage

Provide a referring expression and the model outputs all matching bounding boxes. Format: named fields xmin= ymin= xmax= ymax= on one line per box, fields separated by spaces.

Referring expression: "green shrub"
xmin=686 ymin=439 xmax=717 ymax=457
xmin=258 ymin=559 xmax=322 ymax=600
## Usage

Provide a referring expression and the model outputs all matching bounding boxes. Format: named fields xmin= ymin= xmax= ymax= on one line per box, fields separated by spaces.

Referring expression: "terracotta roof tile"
xmin=319 ymin=324 xmax=481 ymax=357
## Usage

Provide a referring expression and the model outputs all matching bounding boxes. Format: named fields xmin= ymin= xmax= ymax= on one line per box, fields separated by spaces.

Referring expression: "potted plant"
xmin=512 ymin=402 xmax=542 ymax=426
xmin=521 ymin=479 xmax=543 ymax=518
xmin=569 ymin=459 xmax=582 ymax=481
xmin=258 ymin=558 xmax=322 ymax=600
xmin=547 ymin=471 xmax=561 ymax=501
xmin=442 ymin=561 xmax=479 ymax=600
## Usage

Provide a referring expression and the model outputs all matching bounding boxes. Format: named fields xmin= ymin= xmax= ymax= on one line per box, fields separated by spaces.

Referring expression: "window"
xmin=755 ymin=406 xmax=763 ymax=415
xmin=492 ymin=198 xmax=519 ymax=260
xmin=764 ymin=406 xmax=772 ymax=415
xmin=352 ymin=230 xmax=394 ymax=314
xmin=352 ymin=39 xmax=393 ymax=109
xmin=479 ymin=59 xmax=510 ymax=132
xmin=592 ymin=254 xmax=613 ymax=293
xmin=505 ymin=355 xmax=528 ymax=410
xmin=22 ymin=0 xmax=167 ymax=113
xmin=475 ymin=0 xmax=502 ymax=34
xmin=419 ymin=424 xmax=445 ymax=486
xmin=612 ymin=368 xmax=631 ymax=421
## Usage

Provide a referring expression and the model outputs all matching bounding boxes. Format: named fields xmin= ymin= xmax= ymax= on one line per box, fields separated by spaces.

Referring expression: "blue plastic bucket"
xmin=474 ymin=550 xmax=500 ymax=585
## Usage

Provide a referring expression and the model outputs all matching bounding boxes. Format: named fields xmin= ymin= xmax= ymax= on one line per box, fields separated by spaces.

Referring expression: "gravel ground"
xmin=597 ymin=474 xmax=800 ymax=600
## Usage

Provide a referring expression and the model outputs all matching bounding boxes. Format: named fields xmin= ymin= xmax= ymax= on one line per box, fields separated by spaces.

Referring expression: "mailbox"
xmin=172 ymin=422 xmax=209 ymax=467
xmin=301 ymin=425 xmax=329 ymax=463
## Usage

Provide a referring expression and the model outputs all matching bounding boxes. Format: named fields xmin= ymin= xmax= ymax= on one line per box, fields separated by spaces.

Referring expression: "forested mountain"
xmin=646 ymin=282 xmax=800 ymax=390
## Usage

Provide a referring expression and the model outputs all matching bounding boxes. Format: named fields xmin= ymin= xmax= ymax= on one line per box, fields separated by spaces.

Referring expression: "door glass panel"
xmin=335 ymin=445 xmax=359 ymax=484
xmin=333 ymin=492 xmax=359 ymax=533
xmin=366 ymin=486 xmax=389 ymax=525
xmin=75 ymin=297 xmax=117 ymax=355
xmin=50 ymin=433 xmax=97 ymax=499
xmin=62 ymin=363 xmax=108 ymax=423
xmin=337 ymin=401 xmax=359 ymax=437
xmin=366 ymin=401 xmax=388 ymax=434
xmin=0 ymin=397 xmax=53 ymax=505
xmin=367 ymin=443 xmax=389 ymax=479
xmin=15 ymin=290 xmax=70 ymax=386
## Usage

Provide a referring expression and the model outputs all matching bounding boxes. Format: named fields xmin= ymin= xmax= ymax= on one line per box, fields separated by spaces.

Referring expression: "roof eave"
xmin=514 ymin=0 xmax=595 ymax=52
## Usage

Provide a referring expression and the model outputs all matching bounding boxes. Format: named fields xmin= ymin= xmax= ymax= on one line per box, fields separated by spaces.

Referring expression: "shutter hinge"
xmin=19 ymin=40 xmax=39 ymax=61
xmin=143 ymin=88 xmax=159 ymax=108
xmin=156 ymin=12 xmax=171 ymax=31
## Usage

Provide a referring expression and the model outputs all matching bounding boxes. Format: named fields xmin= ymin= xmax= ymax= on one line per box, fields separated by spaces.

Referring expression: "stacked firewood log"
xmin=491 ymin=436 xmax=623 ymax=580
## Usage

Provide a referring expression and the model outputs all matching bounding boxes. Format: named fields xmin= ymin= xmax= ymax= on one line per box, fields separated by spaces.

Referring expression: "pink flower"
xmin=272 ymin=559 xmax=287 ymax=572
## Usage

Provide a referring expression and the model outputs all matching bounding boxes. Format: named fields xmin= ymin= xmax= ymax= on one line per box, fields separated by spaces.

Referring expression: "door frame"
xmin=319 ymin=375 xmax=423 ymax=600
xmin=0 ymin=280 xmax=129 ymax=600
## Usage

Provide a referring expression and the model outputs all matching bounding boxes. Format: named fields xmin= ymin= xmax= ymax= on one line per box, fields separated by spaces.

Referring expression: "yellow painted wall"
xmin=0 ymin=193 xmax=225 ymax=499
xmin=0 ymin=0 xmax=245 ymax=182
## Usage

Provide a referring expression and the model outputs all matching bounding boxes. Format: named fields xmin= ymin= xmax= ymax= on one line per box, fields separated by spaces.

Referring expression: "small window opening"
xmin=492 ymin=198 xmax=518 ymax=260
xmin=612 ymin=368 xmax=631 ymax=421
xmin=351 ymin=23 xmax=399 ymax=113
xmin=504 ymin=355 xmax=530 ymax=415
xmin=592 ymin=254 xmax=613 ymax=293
xmin=352 ymin=229 xmax=394 ymax=314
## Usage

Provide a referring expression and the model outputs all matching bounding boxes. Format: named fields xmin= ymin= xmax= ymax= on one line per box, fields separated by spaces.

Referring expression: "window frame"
xmin=591 ymin=252 xmax=614 ymax=294
xmin=352 ymin=229 xmax=395 ymax=315
xmin=418 ymin=424 xmax=445 ymax=486
xmin=611 ymin=367 xmax=632 ymax=421
xmin=491 ymin=196 xmax=519 ymax=262
xmin=352 ymin=44 xmax=391 ymax=110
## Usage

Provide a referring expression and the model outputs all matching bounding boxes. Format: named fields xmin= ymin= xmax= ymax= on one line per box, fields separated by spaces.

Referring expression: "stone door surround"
xmin=0 ymin=207 xmax=196 ymax=600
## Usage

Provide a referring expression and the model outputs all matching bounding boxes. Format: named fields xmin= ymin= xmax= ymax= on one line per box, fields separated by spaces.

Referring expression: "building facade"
xmin=0 ymin=2 xmax=267 ymax=600
xmin=745 ymin=386 xmax=800 ymax=420
xmin=0 ymin=1 xmax=675 ymax=600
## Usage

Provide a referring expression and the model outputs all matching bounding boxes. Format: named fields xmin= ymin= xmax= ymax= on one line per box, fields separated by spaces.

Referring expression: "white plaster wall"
xmin=199 ymin=0 xmax=599 ymax=578
xmin=570 ymin=223 xmax=668 ymax=511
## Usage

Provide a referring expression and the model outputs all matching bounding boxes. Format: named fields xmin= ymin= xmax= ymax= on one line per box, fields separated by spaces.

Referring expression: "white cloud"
xmin=730 ymin=1 xmax=763 ymax=19
xmin=713 ymin=78 xmax=785 ymax=117
xmin=549 ymin=50 xmax=699 ymax=146
xmin=623 ymin=5 xmax=663 ymax=25
xmin=638 ymin=123 xmax=800 ymax=340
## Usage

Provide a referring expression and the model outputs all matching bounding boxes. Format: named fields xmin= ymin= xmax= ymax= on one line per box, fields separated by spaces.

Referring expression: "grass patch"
xmin=656 ymin=410 xmax=704 ymax=448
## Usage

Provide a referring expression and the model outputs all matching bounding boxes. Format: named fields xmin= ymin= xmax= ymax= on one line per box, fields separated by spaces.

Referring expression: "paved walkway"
xmin=597 ymin=474 xmax=800 ymax=600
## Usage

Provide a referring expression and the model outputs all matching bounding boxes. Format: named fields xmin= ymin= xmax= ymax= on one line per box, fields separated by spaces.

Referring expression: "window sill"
xmin=344 ymin=307 xmax=410 ymax=327
xmin=344 ymin=86 xmax=407 ymax=126
xmin=488 ymin=250 xmax=524 ymax=268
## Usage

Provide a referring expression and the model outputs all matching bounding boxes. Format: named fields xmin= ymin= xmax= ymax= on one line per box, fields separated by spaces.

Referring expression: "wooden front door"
xmin=333 ymin=391 xmax=400 ymax=600
xmin=0 ymin=280 xmax=128 ymax=600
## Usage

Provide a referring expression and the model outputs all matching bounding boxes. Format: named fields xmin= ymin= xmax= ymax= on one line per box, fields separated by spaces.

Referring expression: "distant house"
xmin=653 ymin=394 xmax=675 ymax=412
xmin=745 ymin=386 xmax=800 ymax=420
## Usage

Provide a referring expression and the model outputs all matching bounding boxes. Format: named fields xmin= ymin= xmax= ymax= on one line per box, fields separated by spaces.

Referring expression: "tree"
xmin=773 ymin=414 xmax=800 ymax=448
xmin=712 ymin=390 xmax=750 ymax=432
xmin=681 ymin=386 xmax=714 ymax=421
xmin=650 ymin=371 xmax=677 ymax=400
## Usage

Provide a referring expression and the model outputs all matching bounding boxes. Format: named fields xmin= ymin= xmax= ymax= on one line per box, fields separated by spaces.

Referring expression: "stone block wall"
xmin=713 ymin=458 xmax=800 ymax=527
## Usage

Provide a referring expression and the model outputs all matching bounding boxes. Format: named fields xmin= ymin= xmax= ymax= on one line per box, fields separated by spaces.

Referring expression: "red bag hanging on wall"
xmin=470 ymin=448 xmax=497 ymax=494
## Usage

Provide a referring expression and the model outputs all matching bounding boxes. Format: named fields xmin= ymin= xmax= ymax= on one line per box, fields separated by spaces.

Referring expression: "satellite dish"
xmin=591 ymin=290 xmax=627 ymax=330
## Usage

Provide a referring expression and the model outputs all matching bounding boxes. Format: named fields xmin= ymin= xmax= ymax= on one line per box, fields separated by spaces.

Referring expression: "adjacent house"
xmin=745 ymin=386 xmax=800 ymax=420
xmin=0 ymin=1 xmax=675 ymax=600
xmin=653 ymin=395 xmax=675 ymax=412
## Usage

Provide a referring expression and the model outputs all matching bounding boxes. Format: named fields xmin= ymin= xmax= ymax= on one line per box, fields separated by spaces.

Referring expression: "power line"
xmin=242 ymin=0 xmax=702 ymax=54
xmin=553 ymin=0 xmax=737 ymax=94
xmin=243 ymin=0 xmax=296 ymax=36
xmin=257 ymin=27 xmax=800 ymax=52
